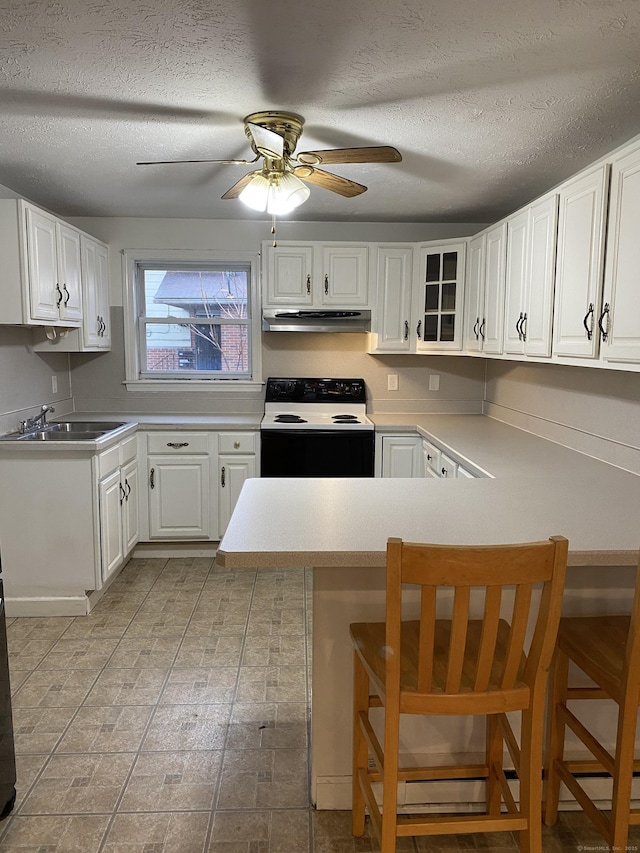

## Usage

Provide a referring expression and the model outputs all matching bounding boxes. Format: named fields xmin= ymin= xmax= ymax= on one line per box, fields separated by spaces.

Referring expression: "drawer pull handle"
xmin=63 ymin=283 xmax=70 ymax=305
xmin=441 ymin=467 xmax=448 ymax=477
xmin=306 ymin=274 xmax=311 ymax=295
xmin=479 ymin=318 xmax=485 ymax=340
xmin=583 ymin=303 xmax=594 ymax=340
xmin=119 ymin=482 xmax=126 ymax=504
xmin=125 ymin=480 xmax=131 ymax=499
xmin=149 ymin=467 xmax=155 ymax=489
xmin=167 ymin=442 xmax=189 ymax=449
xmin=221 ymin=466 xmax=226 ymax=487
xmin=55 ymin=283 xmax=63 ymax=307
xmin=233 ymin=440 xmax=240 ymax=449
xmin=473 ymin=317 xmax=479 ymax=339
xmin=416 ymin=319 xmax=422 ymax=339
xmin=404 ymin=320 xmax=409 ymax=341
xmin=324 ymin=274 xmax=329 ymax=295
xmin=598 ymin=303 xmax=610 ymax=341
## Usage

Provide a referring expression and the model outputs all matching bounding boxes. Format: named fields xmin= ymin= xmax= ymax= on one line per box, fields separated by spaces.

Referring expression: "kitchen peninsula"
xmin=217 ymin=415 xmax=640 ymax=810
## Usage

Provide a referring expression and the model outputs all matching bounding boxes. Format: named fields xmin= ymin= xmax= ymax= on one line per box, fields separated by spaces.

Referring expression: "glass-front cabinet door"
xmin=414 ymin=242 xmax=466 ymax=351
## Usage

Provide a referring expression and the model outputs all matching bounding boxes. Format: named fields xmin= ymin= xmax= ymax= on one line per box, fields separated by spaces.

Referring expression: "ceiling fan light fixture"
xmin=238 ymin=172 xmax=271 ymax=212
xmin=239 ymin=170 xmax=310 ymax=215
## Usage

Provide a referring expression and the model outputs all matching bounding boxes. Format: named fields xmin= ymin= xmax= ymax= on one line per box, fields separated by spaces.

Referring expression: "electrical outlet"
xmin=51 ymin=375 xmax=58 ymax=393
xmin=387 ymin=374 xmax=399 ymax=391
xmin=428 ymin=374 xmax=440 ymax=392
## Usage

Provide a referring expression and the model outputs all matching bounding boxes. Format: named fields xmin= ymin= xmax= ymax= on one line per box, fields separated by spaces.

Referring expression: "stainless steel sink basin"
xmin=49 ymin=421 xmax=126 ymax=432
xmin=18 ymin=430 xmax=105 ymax=441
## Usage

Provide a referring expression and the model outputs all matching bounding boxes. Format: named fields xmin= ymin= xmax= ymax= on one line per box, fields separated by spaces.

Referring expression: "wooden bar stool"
xmin=350 ymin=535 xmax=568 ymax=853
xmin=544 ymin=556 xmax=640 ymax=850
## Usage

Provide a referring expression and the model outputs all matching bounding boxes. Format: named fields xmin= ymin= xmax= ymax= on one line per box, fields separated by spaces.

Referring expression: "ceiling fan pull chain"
xmin=271 ymin=214 xmax=277 ymax=247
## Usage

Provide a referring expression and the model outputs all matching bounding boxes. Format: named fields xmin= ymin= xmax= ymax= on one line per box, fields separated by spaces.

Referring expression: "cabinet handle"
xmin=426 ymin=453 xmax=432 ymax=461
xmin=306 ymin=274 xmax=311 ymax=295
xmin=149 ymin=467 xmax=155 ymax=489
xmin=516 ymin=312 xmax=523 ymax=340
xmin=416 ymin=320 xmax=422 ymax=339
xmin=404 ymin=320 xmax=409 ymax=341
xmin=166 ymin=442 xmax=189 ymax=449
xmin=324 ymin=274 xmax=329 ymax=295
xmin=63 ymin=284 xmax=70 ymax=305
xmin=119 ymin=482 xmax=126 ymax=504
xmin=479 ymin=318 xmax=486 ymax=340
xmin=441 ymin=467 xmax=448 ymax=477
xmin=473 ymin=317 xmax=479 ymax=339
xmin=55 ymin=283 xmax=63 ymax=307
xmin=100 ymin=317 xmax=106 ymax=335
xmin=598 ymin=303 xmax=610 ymax=342
xmin=521 ymin=312 xmax=527 ymax=342
xmin=233 ymin=440 xmax=241 ymax=449
xmin=583 ymin=303 xmax=594 ymax=340
xmin=221 ymin=466 xmax=226 ymax=487
xmin=125 ymin=480 xmax=131 ymax=499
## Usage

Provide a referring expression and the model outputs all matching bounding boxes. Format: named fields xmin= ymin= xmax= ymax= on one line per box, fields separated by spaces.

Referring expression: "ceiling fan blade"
xmin=221 ymin=172 xmax=257 ymax=200
xmin=294 ymin=167 xmax=367 ymax=198
xmin=137 ymin=156 xmax=258 ymax=166
xmin=296 ymin=146 xmax=402 ymax=166
xmin=246 ymin=122 xmax=284 ymax=159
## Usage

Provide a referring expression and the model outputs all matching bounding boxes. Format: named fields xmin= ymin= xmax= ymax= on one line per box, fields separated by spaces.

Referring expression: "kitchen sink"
xmin=0 ymin=421 xmax=127 ymax=441
xmin=48 ymin=421 xmax=126 ymax=432
xmin=18 ymin=430 xmax=106 ymax=441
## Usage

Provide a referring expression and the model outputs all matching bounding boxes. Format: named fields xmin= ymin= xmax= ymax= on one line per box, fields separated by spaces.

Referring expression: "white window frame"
xmin=122 ymin=249 xmax=262 ymax=391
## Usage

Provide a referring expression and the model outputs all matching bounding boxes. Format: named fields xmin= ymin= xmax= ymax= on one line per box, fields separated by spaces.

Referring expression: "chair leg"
xmin=544 ymin=648 xmax=569 ymax=827
xmin=352 ymin=651 xmax=369 ymax=837
xmin=519 ymin=700 xmax=545 ymax=853
xmin=486 ymin=713 xmax=503 ymax=815
xmin=380 ymin=694 xmax=401 ymax=853
xmin=610 ymin=689 xmax=640 ymax=850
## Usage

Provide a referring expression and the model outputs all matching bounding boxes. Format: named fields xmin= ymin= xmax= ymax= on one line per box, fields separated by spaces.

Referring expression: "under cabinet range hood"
xmin=262 ymin=309 xmax=371 ymax=333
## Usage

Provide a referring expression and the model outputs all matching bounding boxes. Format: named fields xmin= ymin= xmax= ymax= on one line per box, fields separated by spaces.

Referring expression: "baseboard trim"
xmin=6 ymin=596 xmax=90 ymax=617
xmin=132 ymin=542 xmax=219 ymax=559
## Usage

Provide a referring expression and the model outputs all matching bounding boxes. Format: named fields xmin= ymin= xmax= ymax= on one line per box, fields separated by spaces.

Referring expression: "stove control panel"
xmin=265 ymin=377 xmax=366 ymax=404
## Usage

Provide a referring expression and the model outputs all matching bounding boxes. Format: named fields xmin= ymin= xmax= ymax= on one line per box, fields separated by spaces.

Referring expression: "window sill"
xmin=123 ymin=380 xmax=265 ymax=393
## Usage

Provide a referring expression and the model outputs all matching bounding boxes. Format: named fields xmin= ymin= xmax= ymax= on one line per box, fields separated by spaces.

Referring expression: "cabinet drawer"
xmin=97 ymin=445 xmax=120 ymax=479
xmin=422 ymin=439 xmax=441 ymax=476
xmin=439 ymin=452 xmax=458 ymax=479
xmin=147 ymin=432 xmax=209 ymax=454
xmin=119 ymin=435 xmax=137 ymax=466
xmin=218 ymin=432 xmax=257 ymax=454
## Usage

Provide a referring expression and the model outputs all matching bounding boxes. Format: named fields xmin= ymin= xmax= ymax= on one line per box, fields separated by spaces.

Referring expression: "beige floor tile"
xmin=12 ymin=669 xmax=100 ymax=708
xmin=119 ymin=750 xmax=222 ymax=811
xmin=186 ymin=612 xmax=250 ymax=638
xmin=90 ymin=590 xmax=148 ymax=615
xmin=227 ymin=703 xmax=308 ymax=750
xmin=12 ymin=706 xmax=77 ymax=754
xmin=139 ymin=590 xmax=203 ymax=614
xmin=123 ymin=612 xmax=192 ymax=639
xmin=6 ymin=638 xmax=57 ymax=671
xmin=107 ymin=636 xmax=183 ymax=669
xmin=19 ymin=752 xmax=136 ymax=814
xmin=235 ymin=666 xmax=307 ymax=703
xmin=217 ymin=749 xmax=308 ymax=809
xmin=160 ymin=666 xmax=238 ymax=704
xmin=241 ymin=635 xmax=306 ymax=666
xmin=102 ymin=810 xmax=210 ymax=853
xmin=174 ymin=635 xmax=243 ymax=668
xmin=209 ymin=809 xmax=310 ymax=852
xmin=62 ymin=614 xmax=133 ymax=640
xmin=142 ymin=703 xmax=231 ymax=751
xmin=193 ymin=597 xmax=251 ymax=618
xmin=14 ymin=753 xmax=48 ymax=806
xmin=55 ymin=705 xmax=154 ymax=753
xmin=83 ymin=667 xmax=169 ymax=706
xmin=7 ymin=617 xmax=74 ymax=641
xmin=164 ymin=557 xmax=214 ymax=573
xmin=8 ymin=669 xmax=31 ymax=694
xmin=0 ymin=814 xmax=110 ymax=852
xmin=246 ymin=609 xmax=305 ymax=637
xmin=38 ymin=637 xmax=120 ymax=670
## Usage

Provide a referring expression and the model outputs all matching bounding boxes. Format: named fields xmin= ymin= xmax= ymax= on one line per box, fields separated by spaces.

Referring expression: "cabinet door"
xmin=57 ymin=225 xmax=83 ymax=323
xmin=265 ymin=244 xmax=314 ymax=305
xmin=381 ymin=435 xmax=423 ymax=477
xmin=95 ymin=242 xmax=111 ymax=348
xmin=80 ymin=237 xmax=101 ymax=348
xmin=463 ymin=233 xmax=485 ymax=352
xmin=482 ymin=222 xmax=507 ymax=354
xmin=439 ymin=452 xmax=458 ymax=479
xmin=504 ymin=210 xmax=529 ymax=355
xmin=601 ymin=145 xmax=640 ymax=363
xmin=218 ymin=454 xmax=256 ymax=537
xmin=553 ymin=166 xmax=609 ymax=359
xmin=370 ymin=246 xmax=413 ymax=352
xmin=320 ymin=246 xmax=369 ymax=306
xmin=99 ymin=469 xmax=125 ymax=583
xmin=415 ymin=243 xmax=465 ymax=352
xmin=422 ymin=438 xmax=441 ymax=477
xmin=148 ymin=455 xmax=212 ymax=539
xmin=524 ymin=194 xmax=558 ymax=357
xmin=24 ymin=206 xmax=60 ymax=323
xmin=121 ymin=459 xmax=139 ymax=555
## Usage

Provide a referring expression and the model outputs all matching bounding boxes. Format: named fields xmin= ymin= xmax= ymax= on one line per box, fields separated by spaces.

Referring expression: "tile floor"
xmin=0 ymin=556 xmax=632 ymax=852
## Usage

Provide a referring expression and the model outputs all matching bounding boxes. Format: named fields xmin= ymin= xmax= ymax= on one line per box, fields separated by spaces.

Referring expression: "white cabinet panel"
xmin=525 ymin=194 xmax=558 ymax=357
xmin=553 ymin=166 xmax=609 ymax=359
xmin=266 ymin=244 xmax=314 ymax=305
xmin=57 ymin=225 xmax=83 ymax=323
xmin=414 ymin=243 xmax=465 ymax=352
xmin=148 ymin=455 xmax=212 ymax=539
xmin=218 ymin=454 xmax=256 ymax=536
xmin=381 ymin=435 xmax=423 ymax=477
xmin=99 ymin=469 xmax=125 ymax=583
xmin=463 ymin=233 xmax=485 ymax=353
xmin=504 ymin=210 xmax=529 ymax=356
xmin=370 ymin=246 xmax=413 ymax=352
xmin=439 ymin=452 xmax=458 ymax=478
xmin=321 ymin=246 xmax=368 ymax=306
xmin=122 ymin=458 xmax=139 ymax=555
xmin=25 ymin=207 xmax=61 ymax=323
xmin=483 ymin=222 xmax=507 ymax=355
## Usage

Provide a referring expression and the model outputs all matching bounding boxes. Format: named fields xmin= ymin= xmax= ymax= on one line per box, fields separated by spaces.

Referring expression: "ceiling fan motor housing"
xmin=243 ymin=111 xmax=305 ymax=158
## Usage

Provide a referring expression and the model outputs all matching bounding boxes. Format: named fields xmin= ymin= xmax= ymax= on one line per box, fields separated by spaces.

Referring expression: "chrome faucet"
xmin=20 ymin=404 xmax=55 ymax=434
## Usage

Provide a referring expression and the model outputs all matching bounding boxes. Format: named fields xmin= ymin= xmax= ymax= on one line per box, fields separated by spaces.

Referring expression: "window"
xmin=123 ymin=250 xmax=262 ymax=387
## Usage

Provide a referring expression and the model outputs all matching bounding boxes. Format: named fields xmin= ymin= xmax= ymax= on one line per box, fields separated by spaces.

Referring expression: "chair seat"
xmin=350 ymin=618 xmax=530 ymax=715
xmin=557 ymin=614 xmax=630 ymax=701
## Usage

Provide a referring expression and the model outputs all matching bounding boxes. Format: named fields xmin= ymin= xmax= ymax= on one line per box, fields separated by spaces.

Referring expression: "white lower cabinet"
xmin=439 ymin=451 xmax=458 ymax=479
xmin=379 ymin=434 xmax=424 ymax=477
xmin=218 ymin=432 xmax=258 ymax=537
xmin=97 ymin=436 xmax=139 ymax=584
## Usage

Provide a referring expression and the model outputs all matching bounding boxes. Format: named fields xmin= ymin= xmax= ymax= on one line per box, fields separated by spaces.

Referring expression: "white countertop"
xmin=218 ymin=415 xmax=640 ymax=570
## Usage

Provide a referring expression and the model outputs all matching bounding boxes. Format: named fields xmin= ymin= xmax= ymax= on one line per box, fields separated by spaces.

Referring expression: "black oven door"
xmin=261 ymin=429 xmax=375 ymax=477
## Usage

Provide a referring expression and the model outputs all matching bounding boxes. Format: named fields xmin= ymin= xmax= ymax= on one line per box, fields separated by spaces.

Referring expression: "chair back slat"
xmin=446 ymin=586 xmax=471 ymax=692
xmin=474 ymin=585 xmax=503 ymax=692
xmin=386 ymin=536 xmax=568 ymax=700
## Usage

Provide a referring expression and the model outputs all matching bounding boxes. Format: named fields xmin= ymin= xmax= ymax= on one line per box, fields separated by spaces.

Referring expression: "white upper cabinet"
xmin=414 ymin=242 xmax=466 ymax=352
xmin=553 ymin=165 xmax=610 ymax=359
xmin=80 ymin=236 xmax=111 ymax=349
xmin=600 ymin=142 xmax=640 ymax=363
xmin=263 ymin=241 xmax=369 ymax=308
xmin=504 ymin=194 xmax=558 ymax=358
xmin=463 ymin=232 xmax=485 ymax=353
xmin=369 ymin=245 xmax=413 ymax=353
xmin=464 ymin=224 xmax=507 ymax=355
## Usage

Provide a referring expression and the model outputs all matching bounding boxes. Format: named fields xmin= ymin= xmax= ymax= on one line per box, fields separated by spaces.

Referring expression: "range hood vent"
xmin=262 ymin=309 xmax=371 ymax=333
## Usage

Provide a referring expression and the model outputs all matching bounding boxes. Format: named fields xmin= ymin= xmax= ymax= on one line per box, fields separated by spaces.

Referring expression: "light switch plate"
xmin=51 ymin=375 xmax=58 ymax=393
xmin=428 ymin=374 xmax=440 ymax=391
xmin=387 ymin=374 xmax=399 ymax=391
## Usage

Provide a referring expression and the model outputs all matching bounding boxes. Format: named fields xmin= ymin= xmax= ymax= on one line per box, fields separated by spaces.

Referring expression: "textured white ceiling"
xmin=1 ymin=0 xmax=640 ymax=222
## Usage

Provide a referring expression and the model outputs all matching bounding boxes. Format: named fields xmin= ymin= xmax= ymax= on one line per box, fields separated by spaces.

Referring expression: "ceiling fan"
xmin=137 ymin=111 xmax=402 ymax=214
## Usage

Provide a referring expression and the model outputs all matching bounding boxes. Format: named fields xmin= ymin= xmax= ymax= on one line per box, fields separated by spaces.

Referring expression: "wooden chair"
xmin=544 ymin=555 xmax=640 ymax=850
xmin=350 ymin=535 xmax=568 ymax=853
